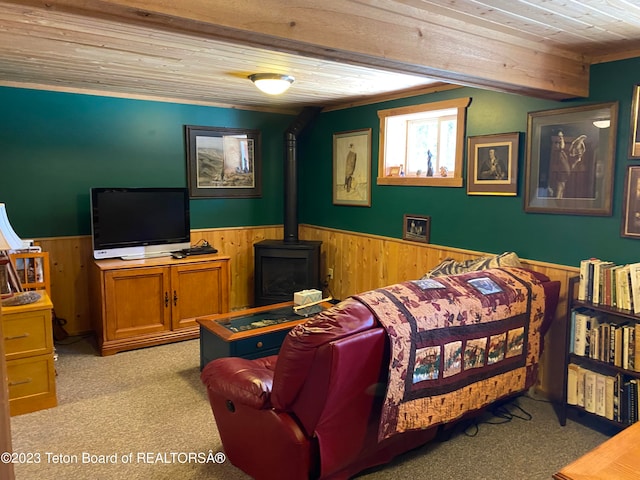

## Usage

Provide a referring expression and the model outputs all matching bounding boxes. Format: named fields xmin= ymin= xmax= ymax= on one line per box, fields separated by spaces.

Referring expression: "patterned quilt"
xmin=352 ymin=267 xmax=547 ymax=442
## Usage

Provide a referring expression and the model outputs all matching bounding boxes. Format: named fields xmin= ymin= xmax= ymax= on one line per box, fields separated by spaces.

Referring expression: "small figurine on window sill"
xmin=440 ymin=166 xmax=448 ymax=177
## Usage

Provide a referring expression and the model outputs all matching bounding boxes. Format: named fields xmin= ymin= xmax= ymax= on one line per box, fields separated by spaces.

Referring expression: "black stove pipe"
xmin=283 ymin=106 xmax=322 ymax=243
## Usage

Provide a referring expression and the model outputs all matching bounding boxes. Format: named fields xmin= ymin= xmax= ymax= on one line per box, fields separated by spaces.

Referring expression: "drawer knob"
xmin=5 ymin=333 xmax=29 ymax=341
xmin=256 ymin=341 xmax=263 ymax=348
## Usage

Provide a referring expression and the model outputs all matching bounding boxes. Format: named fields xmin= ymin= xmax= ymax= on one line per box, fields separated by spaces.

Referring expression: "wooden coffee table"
xmin=197 ymin=301 xmax=330 ymax=370
xmin=553 ymin=421 xmax=640 ymax=480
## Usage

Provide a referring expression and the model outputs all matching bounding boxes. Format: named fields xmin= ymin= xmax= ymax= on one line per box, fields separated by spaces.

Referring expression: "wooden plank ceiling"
xmin=0 ymin=0 xmax=639 ymax=113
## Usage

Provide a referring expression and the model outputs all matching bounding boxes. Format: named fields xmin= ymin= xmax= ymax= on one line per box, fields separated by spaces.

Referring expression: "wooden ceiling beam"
xmin=8 ymin=0 xmax=590 ymax=100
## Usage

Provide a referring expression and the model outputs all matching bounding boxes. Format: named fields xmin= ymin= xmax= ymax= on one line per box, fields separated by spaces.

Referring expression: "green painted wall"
xmin=298 ymin=57 xmax=640 ymax=267
xmin=0 ymin=87 xmax=293 ymax=238
xmin=1 ymin=57 xmax=638 ymax=268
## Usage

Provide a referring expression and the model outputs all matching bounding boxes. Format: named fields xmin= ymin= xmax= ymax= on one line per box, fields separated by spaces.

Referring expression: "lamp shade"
xmin=248 ymin=73 xmax=295 ymax=95
xmin=0 ymin=203 xmax=26 ymax=250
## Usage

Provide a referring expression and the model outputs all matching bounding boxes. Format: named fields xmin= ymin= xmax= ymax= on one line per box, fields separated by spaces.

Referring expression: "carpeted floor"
xmin=9 ymin=335 xmax=614 ymax=480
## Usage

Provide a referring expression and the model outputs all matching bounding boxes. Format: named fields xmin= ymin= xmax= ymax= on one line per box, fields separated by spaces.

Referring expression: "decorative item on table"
xmin=293 ymin=289 xmax=330 ymax=317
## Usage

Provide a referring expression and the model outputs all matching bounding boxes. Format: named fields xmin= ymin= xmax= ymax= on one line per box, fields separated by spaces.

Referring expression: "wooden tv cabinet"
xmin=90 ymin=254 xmax=230 ymax=355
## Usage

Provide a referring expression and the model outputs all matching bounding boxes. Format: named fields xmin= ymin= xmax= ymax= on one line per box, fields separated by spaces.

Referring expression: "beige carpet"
xmin=10 ymin=336 xmax=612 ymax=480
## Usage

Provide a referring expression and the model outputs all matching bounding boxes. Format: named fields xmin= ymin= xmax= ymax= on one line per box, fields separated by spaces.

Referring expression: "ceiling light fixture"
xmin=593 ymin=119 xmax=610 ymax=128
xmin=248 ymin=73 xmax=295 ymax=95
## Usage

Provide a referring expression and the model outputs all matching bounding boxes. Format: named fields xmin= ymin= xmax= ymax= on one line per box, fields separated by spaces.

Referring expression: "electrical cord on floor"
xmin=54 ymin=333 xmax=94 ymax=346
xmin=461 ymin=397 xmax=533 ymax=437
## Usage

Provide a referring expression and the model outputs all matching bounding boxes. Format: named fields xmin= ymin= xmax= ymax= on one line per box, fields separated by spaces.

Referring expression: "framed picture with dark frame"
xmin=185 ymin=125 xmax=262 ymax=198
xmin=621 ymin=165 xmax=640 ymax=239
xmin=523 ymin=102 xmax=618 ymax=216
xmin=333 ymin=128 xmax=372 ymax=207
xmin=403 ymin=214 xmax=431 ymax=243
xmin=629 ymin=84 xmax=640 ymax=159
xmin=467 ymin=132 xmax=520 ymax=196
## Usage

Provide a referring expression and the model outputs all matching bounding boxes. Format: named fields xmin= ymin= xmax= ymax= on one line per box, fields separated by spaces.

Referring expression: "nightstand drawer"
xmin=7 ymin=354 xmax=57 ymax=415
xmin=3 ymin=309 xmax=53 ymax=360
xmin=232 ymin=330 xmax=290 ymax=357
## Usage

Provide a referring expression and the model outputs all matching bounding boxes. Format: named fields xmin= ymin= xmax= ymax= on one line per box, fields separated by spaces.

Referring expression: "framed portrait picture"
xmin=185 ymin=125 xmax=262 ymax=198
xmin=621 ymin=166 xmax=640 ymax=238
xmin=629 ymin=84 xmax=640 ymax=159
xmin=523 ymin=102 xmax=618 ymax=216
xmin=333 ymin=128 xmax=371 ymax=206
xmin=403 ymin=214 xmax=431 ymax=243
xmin=467 ymin=132 xmax=520 ymax=196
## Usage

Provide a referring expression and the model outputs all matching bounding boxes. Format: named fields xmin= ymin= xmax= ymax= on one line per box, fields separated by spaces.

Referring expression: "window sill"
xmin=376 ymin=176 xmax=463 ymax=187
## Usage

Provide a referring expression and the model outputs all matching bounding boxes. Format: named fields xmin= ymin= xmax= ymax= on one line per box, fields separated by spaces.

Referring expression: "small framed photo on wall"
xmin=403 ymin=214 xmax=430 ymax=243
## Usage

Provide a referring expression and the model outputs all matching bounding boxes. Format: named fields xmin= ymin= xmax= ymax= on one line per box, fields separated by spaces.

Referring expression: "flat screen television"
xmin=90 ymin=187 xmax=191 ymax=260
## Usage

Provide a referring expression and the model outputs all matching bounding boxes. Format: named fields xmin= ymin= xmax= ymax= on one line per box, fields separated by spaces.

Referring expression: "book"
xmin=614 ymin=373 xmax=622 ymax=422
xmin=578 ymin=258 xmax=597 ymax=302
xmin=578 ymin=259 xmax=594 ymax=301
xmin=611 ymin=265 xmax=623 ymax=307
xmin=615 ymin=323 xmax=627 ymax=367
xmin=584 ymin=370 xmax=597 ymax=413
xmin=595 ymin=372 xmax=607 ymax=417
xmin=589 ymin=322 xmax=600 ymax=360
xmin=631 ymin=325 xmax=638 ymax=372
xmin=567 ymin=363 xmax=579 ymax=405
xmin=577 ymin=367 xmax=586 ymax=408
xmin=630 ymin=262 xmax=640 ymax=315
xmin=569 ymin=310 xmax=577 ymax=354
xmin=635 ymin=323 xmax=640 ymax=373
xmin=593 ymin=261 xmax=614 ymax=305
xmin=631 ymin=379 xmax=639 ymax=424
xmin=602 ymin=263 xmax=616 ymax=307
xmin=573 ymin=310 xmax=590 ymax=356
xmin=623 ymin=324 xmax=633 ymax=370
xmin=617 ymin=265 xmax=632 ymax=311
xmin=605 ymin=375 xmax=615 ymax=420
xmin=599 ymin=322 xmax=611 ymax=363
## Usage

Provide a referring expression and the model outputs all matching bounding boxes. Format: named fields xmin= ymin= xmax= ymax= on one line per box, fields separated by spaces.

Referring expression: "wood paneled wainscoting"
xmin=34 ymin=226 xmax=284 ymax=337
xmin=35 ymin=224 xmax=576 ymax=399
xmin=298 ymin=224 xmax=578 ymax=401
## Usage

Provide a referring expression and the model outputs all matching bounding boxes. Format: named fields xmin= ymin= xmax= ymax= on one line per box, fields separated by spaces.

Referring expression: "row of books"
xmin=571 ymin=309 xmax=640 ymax=371
xmin=578 ymin=258 xmax=640 ymax=313
xmin=567 ymin=364 xmax=638 ymax=425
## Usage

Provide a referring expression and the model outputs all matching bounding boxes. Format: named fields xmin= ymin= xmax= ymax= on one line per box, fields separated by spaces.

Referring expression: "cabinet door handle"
xmin=165 ymin=292 xmax=169 ymax=308
xmin=5 ymin=333 xmax=29 ymax=341
xmin=173 ymin=290 xmax=178 ymax=306
xmin=9 ymin=378 xmax=32 ymax=387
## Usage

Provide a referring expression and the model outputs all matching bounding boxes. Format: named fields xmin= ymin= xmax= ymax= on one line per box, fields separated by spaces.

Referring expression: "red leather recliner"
xmin=201 ymin=270 xmax=560 ymax=480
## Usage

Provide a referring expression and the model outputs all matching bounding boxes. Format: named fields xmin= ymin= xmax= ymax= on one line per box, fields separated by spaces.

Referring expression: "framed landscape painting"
xmin=185 ymin=125 xmax=262 ymax=198
xmin=523 ymin=102 xmax=618 ymax=216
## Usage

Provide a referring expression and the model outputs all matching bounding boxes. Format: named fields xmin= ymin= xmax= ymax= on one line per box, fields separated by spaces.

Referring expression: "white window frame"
xmin=377 ymin=97 xmax=471 ymax=187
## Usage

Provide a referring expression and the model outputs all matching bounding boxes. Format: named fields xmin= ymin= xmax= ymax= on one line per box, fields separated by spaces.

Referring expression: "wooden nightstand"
xmin=1 ymin=291 xmax=57 ymax=416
